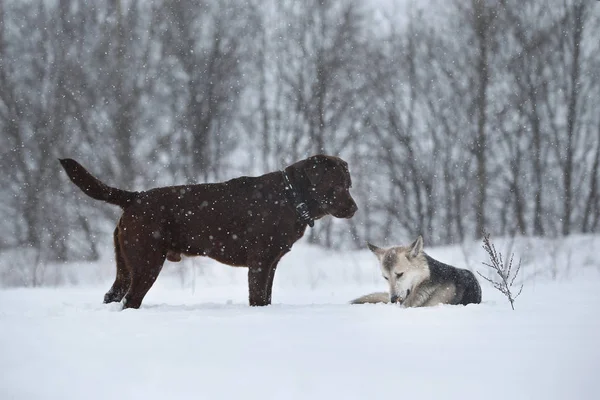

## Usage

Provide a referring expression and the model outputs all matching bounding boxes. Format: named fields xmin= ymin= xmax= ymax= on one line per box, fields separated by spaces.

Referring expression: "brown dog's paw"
xmin=103 ymin=289 xmax=125 ymax=304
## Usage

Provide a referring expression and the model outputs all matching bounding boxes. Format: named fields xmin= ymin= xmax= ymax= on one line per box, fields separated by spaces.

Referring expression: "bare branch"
xmin=479 ymin=232 xmax=524 ymax=310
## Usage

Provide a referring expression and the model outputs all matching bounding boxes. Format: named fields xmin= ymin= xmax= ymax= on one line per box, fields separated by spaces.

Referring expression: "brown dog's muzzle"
xmin=332 ymin=195 xmax=358 ymax=219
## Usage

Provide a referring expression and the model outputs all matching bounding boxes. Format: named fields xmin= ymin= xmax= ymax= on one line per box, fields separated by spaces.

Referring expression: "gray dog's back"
xmin=424 ymin=254 xmax=481 ymax=305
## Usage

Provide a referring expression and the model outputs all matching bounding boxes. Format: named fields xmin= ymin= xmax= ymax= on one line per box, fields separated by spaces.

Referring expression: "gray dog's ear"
xmin=367 ymin=242 xmax=386 ymax=259
xmin=408 ymin=235 xmax=424 ymax=258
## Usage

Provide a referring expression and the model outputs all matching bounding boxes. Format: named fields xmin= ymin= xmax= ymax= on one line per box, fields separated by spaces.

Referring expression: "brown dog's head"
xmin=295 ymin=154 xmax=358 ymax=219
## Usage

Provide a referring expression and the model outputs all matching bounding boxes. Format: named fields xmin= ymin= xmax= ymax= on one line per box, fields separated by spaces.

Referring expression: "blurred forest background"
xmin=1 ymin=0 xmax=599 ymax=280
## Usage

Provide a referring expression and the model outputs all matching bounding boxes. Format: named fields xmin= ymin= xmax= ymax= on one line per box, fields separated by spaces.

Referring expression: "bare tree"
xmin=272 ymin=0 xmax=370 ymax=247
xmin=0 ymin=0 xmax=92 ymax=262
xmin=159 ymin=0 xmax=250 ymax=182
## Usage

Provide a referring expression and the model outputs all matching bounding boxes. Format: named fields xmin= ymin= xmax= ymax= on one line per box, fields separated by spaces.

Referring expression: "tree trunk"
xmin=562 ymin=3 xmax=584 ymax=236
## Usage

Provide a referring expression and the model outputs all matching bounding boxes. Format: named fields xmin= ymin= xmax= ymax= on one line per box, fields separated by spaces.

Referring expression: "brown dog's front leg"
xmin=263 ymin=263 xmax=279 ymax=305
xmin=248 ymin=265 xmax=272 ymax=306
xmin=247 ymin=250 xmax=286 ymax=306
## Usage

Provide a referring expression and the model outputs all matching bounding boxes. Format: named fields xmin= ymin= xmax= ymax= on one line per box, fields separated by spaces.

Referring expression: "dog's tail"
xmin=59 ymin=158 xmax=138 ymax=209
xmin=349 ymin=292 xmax=390 ymax=305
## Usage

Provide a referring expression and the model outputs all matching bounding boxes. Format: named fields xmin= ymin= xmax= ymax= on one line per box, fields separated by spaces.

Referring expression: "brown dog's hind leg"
xmin=120 ymin=231 xmax=167 ymax=309
xmin=122 ymin=262 xmax=164 ymax=309
xmin=103 ymin=227 xmax=131 ymax=304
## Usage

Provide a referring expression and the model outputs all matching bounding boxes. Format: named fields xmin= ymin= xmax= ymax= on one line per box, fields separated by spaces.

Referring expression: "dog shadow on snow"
xmin=96 ymin=300 xmax=489 ymax=314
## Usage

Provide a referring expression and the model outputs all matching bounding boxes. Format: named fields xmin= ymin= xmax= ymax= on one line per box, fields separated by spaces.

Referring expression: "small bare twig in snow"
xmin=477 ymin=232 xmax=523 ymax=310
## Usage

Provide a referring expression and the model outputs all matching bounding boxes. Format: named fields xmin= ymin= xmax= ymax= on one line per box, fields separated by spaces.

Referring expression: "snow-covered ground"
xmin=1 ymin=235 xmax=600 ymax=399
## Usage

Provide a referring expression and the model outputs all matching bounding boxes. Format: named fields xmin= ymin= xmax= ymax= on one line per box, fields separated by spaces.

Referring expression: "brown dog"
xmin=59 ymin=155 xmax=357 ymax=309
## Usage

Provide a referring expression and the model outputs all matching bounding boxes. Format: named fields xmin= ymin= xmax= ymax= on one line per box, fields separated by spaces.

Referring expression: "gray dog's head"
xmin=366 ymin=236 xmax=429 ymax=304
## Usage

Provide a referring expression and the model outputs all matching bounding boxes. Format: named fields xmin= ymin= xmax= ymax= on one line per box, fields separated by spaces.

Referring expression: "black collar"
xmin=281 ymin=170 xmax=314 ymax=227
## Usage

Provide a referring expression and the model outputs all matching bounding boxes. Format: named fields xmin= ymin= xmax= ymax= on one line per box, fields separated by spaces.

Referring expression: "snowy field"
xmin=1 ymin=235 xmax=600 ymax=400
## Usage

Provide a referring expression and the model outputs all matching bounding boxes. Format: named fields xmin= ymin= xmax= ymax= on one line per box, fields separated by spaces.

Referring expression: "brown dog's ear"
xmin=408 ymin=235 xmax=424 ymax=258
xmin=304 ymin=158 xmax=326 ymax=185
xmin=367 ymin=242 xmax=386 ymax=259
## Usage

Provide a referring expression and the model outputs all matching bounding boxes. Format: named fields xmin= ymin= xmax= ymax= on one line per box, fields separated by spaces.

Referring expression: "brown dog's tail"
xmin=59 ymin=158 xmax=138 ymax=209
